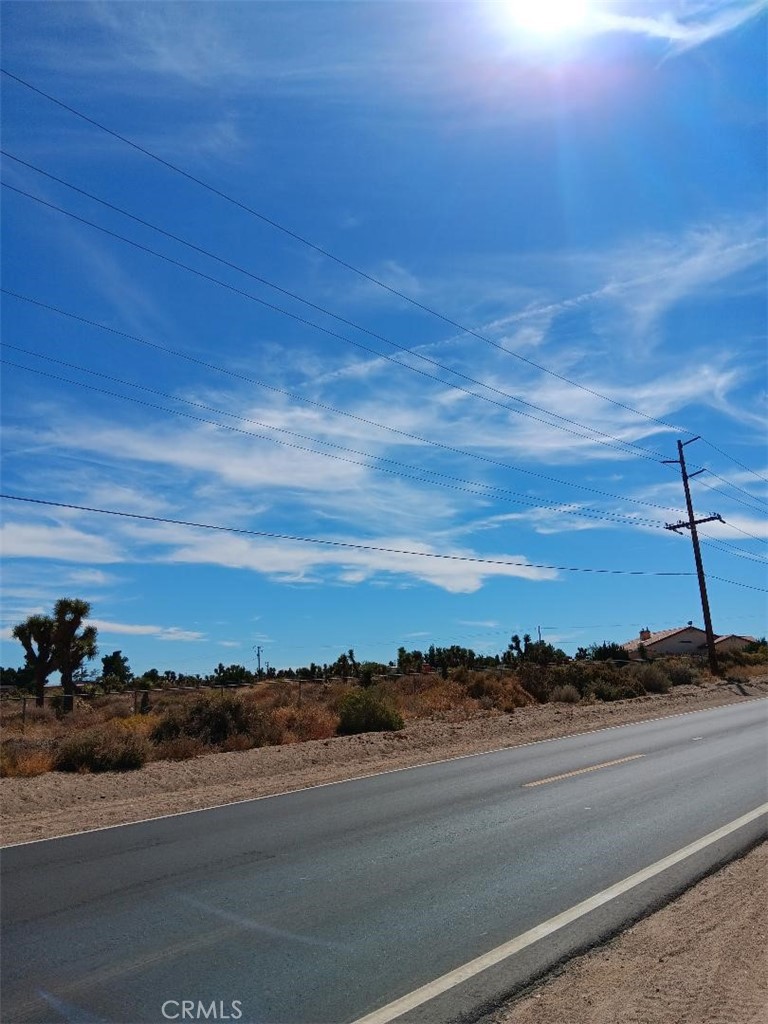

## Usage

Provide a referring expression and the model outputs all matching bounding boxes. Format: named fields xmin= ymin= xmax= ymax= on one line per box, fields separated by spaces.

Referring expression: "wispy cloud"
xmin=0 ymin=520 xmax=122 ymax=563
xmin=89 ymin=619 xmax=205 ymax=642
xmin=590 ymin=1 xmax=768 ymax=54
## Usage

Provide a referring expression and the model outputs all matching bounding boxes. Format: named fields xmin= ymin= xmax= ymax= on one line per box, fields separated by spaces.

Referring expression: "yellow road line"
xmin=523 ymin=753 xmax=645 ymax=788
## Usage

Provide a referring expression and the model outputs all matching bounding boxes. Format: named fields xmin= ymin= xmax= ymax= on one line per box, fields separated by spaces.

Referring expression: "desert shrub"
xmin=102 ymin=701 xmax=132 ymax=720
xmin=464 ymin=671 xmax=503 ymax=702
xmin=152 ymin=734 xmax=207 ymax=761
xmin=117 ymin=714 xmax=155 ymax=738
xmin=632 ymin=664 xmax=672 ymax=694
xmin=550 ymin=683 xmax=581 ymax=704
xmin=150 ymin=694 xmax=249 ymax=746
xmin=337 ymin=690 xmax=404 ymax=735
xmin=663 ymin=661 xmax=695 ymax=687
xmin=54 ymin=725 xmax=148 ymax=772
xmin=516 ymin=664 xmax=556 ymax=703
xmin=24 ymin=706 xmax=56 ymax=726
xmin=590 ymin=676 xmax=645 ymax=701
xmin=244 ymin=707 xmax=284 ymax=748
xmin=0 ymin=739 xmax=55 ymax=777
xmin=220 ymin=733 xmax=256 ymax=753
xmin=271 ymin=704 xmax=338 ymax=742
xmin=401 ymin=679 xmax=475 ymax=719
xmin=150 ymin=694 xmax=282 ymax=751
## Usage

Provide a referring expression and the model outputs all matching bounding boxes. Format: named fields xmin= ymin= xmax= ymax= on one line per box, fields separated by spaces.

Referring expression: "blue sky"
xmin=1 ymin=0 xmax=766 ymax=676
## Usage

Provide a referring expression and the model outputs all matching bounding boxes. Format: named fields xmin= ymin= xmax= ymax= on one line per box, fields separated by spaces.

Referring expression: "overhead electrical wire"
xmin=0 ymin=180 xmax=668 ymax=465
xmin=701 ymin=439 xmax=768 ymax=486
xmin=4 ymin=352 xmax=764 ymax=564
xmin=3 ymin=492 xmax=757 ymax=583
xmin=0 ymin=70 xmax=713 ymax=438
xmin=5 ymin=159 xmax=765 ymax=520
xmin=0 ymin=289 xmax=699 ymax=517
xmin=689 ymin=473 xmax=768 ymax=518
xmin=1 ymin=356 xmax=671 ymax=530
xmin=2 ymin=68 xmax=764 ymax=490
xmin=0 ymin=151 xmax=600 ymax=412
xmin=719 ymin=522 xmax=768 ymax=545
xmin=3 ymin=168 xmax=764 ymax=518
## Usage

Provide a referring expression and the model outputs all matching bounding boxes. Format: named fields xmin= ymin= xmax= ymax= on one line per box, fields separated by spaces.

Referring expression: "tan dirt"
xmin=2 ymin=680 xmax=766 ymax=1024
xmin=491 ymin=840 xmax=768 ymax=1024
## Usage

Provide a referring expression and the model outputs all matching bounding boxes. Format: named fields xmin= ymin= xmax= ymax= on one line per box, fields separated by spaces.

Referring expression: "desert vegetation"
xmin=2 ymin=602 xmax=765 ymax=778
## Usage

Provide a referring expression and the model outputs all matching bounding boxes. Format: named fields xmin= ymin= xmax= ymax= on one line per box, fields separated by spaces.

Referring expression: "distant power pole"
xmin=663 ymin=437 xmax=723 ymax=675
xmin=254 ymin=645 xmax=263 ymax=678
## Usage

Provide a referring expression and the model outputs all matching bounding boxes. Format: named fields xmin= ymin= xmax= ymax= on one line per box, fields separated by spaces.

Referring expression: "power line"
xmin=1 ymin=356 xmax=669 ymax=530
xmin=10 ymin=344 xmax=768 ymax=568
xmin=0 ymin=68 xmax=697 ymax=437
xmin=696 ymin=539 xmax=768 ymax=564
xmin=1 ymin=180 xmax=666 ymax=464
xmin=689 ymin=472 xmax=768 ymax=517
xmin=3 ymin=68 xmax=764 ymax=489
xmin=1 ymin=289 xmax=696 ymax=516
xmin=720 ymin=522 xmax=768 ymax=544
xmin=9 ymin=351 xmax=765 ymax=566
xmin=0 ymin=150 xmax=598 ymax=430
xmin=0 ymin=492 xmax=719 ymax=578
xmin=697 ymin=467 xmax=768 ymax=508
xmin=701 ymin=439 xmax=768 ymax=486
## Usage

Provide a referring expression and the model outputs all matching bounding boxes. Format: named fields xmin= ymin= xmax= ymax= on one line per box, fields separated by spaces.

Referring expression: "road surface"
xmin=2 ymin=699 xmax=766 ymax=1024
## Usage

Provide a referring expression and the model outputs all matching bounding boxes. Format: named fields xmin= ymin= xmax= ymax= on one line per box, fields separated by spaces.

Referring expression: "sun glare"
xmin=505 ymin=0 xmax=593 ymax=37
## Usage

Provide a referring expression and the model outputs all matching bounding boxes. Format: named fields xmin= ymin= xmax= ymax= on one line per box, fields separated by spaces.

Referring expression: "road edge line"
xmin=351 ymin=803 xmax=768 ymax=1024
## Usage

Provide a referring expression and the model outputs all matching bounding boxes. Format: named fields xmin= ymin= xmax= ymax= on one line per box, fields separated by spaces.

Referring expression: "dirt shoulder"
xmin=2 ymin=680 xmax=766 ymax=1024
xmin=491 ymin=839 xmax=768 ymax=1024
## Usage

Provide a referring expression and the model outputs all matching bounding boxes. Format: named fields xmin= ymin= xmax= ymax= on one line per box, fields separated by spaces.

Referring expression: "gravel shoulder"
xmin=2 ymin=681 xmax=766 ymax=1024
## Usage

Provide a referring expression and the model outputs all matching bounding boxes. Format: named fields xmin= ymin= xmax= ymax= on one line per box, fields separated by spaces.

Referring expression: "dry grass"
xmin=0 ymin=740 xmax=56 ymax=778
xmin=1 ymin=653 xmax=762 ymax=777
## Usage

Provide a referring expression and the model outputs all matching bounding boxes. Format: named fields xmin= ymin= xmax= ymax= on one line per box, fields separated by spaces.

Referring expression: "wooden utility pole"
xmin=663 ymin=437 xmax=723 ymax=675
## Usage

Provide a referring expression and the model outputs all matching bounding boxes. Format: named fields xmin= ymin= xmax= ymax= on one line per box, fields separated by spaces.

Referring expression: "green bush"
xmin=337 ymin=690 xmax=404 ymax=735
xmin=54 ymin=725 xmax=148 ymax=772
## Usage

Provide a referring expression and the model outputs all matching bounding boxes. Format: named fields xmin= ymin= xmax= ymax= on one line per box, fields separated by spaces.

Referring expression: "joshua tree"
xmin=12 ymin=614 xmax=58 ymax=706
xmin=53 ymin=598 xmax=98 ymax=712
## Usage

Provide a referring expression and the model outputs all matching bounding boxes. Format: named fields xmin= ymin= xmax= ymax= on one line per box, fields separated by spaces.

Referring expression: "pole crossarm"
xmin=665 ymin=514 xmax=724 ymax=533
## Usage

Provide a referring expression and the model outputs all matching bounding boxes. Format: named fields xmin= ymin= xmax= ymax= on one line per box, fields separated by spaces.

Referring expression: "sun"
xmin=505 ymin=0 xmax=593 ymax=37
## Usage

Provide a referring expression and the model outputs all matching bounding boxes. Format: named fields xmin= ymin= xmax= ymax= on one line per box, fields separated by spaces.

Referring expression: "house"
xmin=713 ymin=634 xmax=757 ymax=653
xmin=622 ymin=626 xmax=756 ymax=659
xmin=622 ymin=625 xmax=707 ymax=659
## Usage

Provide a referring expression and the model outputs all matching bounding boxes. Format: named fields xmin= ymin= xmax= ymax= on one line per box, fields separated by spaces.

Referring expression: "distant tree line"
xmin=6 ymin=598 xmax=764 ymax=711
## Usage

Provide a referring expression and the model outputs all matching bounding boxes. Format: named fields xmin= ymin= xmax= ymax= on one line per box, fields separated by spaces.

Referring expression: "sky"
xmin=1 ymin=0 xmax=766 ymax=677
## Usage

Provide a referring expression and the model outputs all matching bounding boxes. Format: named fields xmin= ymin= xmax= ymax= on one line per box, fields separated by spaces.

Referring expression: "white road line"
xmin=351 ymin=803 xmax=768 ymax=1024
xmin=3 ymin=697 xmax=765 ymax=849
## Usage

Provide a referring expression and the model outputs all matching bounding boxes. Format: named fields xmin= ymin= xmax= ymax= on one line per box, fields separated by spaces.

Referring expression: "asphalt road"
xmin=2 ymin=699 xmax=767 ymax=1024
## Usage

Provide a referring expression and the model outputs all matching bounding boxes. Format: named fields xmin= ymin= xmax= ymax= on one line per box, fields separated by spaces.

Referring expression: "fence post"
xmin=133 ymin=688 xmax=138 ymax=715
xmin=21 ymin=696 xmax=27 ymax=735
